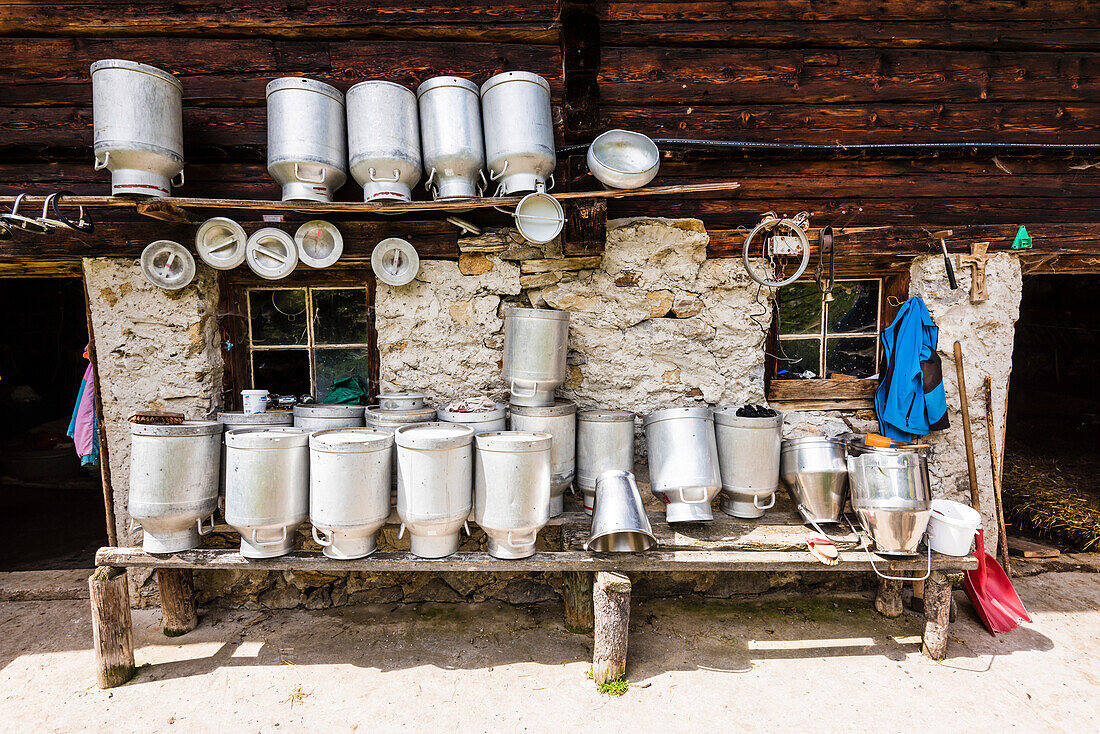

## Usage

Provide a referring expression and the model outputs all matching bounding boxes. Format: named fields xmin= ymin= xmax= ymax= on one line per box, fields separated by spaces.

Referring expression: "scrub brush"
xmin=806 ymin=536 xmax=839 ymax=566
xmin=129 ymin=410 xmax=185 ymax=425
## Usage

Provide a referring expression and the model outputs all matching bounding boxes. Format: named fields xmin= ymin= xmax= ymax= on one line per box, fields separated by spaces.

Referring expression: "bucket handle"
xmin=368 ymin=167 xmax=401 ymax=183
xmin=863 ymin=542 xmax=932 ymax=582
xmin=312 ymin=526 xmax=333 ymax=547
xmin=171 ymin=170 xmax=185 ymax=188
xmin=196 ymin=514 xmax=216 ymax=536
xmin=94 ymin=151 xmax=110 ymax=170
xmin=251 ymin=526 xmax=288 ymax=547
xmin=753 ymin=492 xmax=776 ymax=511
xmin=294 ymin=163 xmax=327 ymax=184
xmin=488 ymin=159 xmax=509 ymax=181
xmin=797 ymin=504 xmax=850 ymax=545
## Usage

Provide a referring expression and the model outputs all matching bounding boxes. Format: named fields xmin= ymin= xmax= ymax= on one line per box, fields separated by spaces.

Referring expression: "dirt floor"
xmin=1 ymin=560 xmax=1098 ymax=733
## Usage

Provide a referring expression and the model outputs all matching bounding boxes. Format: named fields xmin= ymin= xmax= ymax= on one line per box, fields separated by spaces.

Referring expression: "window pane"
xmin=315 ymin=348 xmax=372 ymax=401
xmin=774 ymin=338 xmax=821 ymax=379
xmin=825 ymin=337 xmax=878 ymax=378
xmin=252 ymin=349 xmax=311 ymax=396
xmin=777 ymin=282 xmax=822 ymax=335
xmin=312 ymin=288 xmax=370 ymax=345
xmin=826 ymin=281 xmax=879 ymax=334
xmin=249 ymin=289 xmax=308 ymax=346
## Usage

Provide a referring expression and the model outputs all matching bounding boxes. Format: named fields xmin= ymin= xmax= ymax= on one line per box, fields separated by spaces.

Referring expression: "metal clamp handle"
xmin=196 ymin=514 xmax=216 ymax=536
xmin=753 ymin=492 xmax=777 ymax=510
xmin=488 ymin=159 xmax=509 ymax=181
xmin=294 ymin=163 xmax=326 ymax=184
xmin=312 ymin=525 xmax=333 ymax=547
xmin=94 ymin=151 xmax=110 ymax=171
xmin=368 ymin=167 xmax=401 ymax=183
xmin=864 ymin=542 xmax=932 ymax=582
xmin=250 ymin=526 xmax=288 ymax=547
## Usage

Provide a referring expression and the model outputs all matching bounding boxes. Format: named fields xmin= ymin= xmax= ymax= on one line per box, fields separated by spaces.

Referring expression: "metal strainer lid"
xmin=140 ymin=240 xmax=195 ymax=290
xmin=195 ymin=217 xmax=247 ymax=270
xmin=371 ymin=237 xmax=419 ymax=286
xmin=246 ymin=227 xmax=298 ymax=280
xmin=294 ymin=219 xmax=343 ymax=268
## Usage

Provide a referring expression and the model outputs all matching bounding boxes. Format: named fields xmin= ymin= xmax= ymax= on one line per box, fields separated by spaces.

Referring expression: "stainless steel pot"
xmin=347 ymin=81 xmax=422 ymax=202
xmin=417 ymin=76 xmax=485 ymax=199
xmin=576 ymin=409 xmax=636 ymax=515
xmin=216 ymin=411 xmax=294 ymax=496
xmin=847 ymin=446 xmax=932 ymax=556
xmin=224 ymin=427 xmax=310 ymax=558
xmin=480 ymin=71 xmax=556 ymax=195
xmin=586 ymin=130 xmax=660 ymax=190
xmin=129 ymin=421 xmax=221 ymax=553
xmin=91 ymin=60 xmax=184 ymax=197
xmin=292 ymin=403 xmax=366 ymax=430
xmin=780 ymin=436 xmax=849 ymax=525
xmin=642 ymin=407 xmax=721 ymax=522
xmin=502 ymin=306 xmax=569 ymax=407
xmin=437 ymin=402 xmax=507 ymax=435
xmin=309 ymin=428 xmax=393 ymax=559
xmin=266 ymin=77 xmax=348 ymax=203
xmin=474 ymin=431 xmax=551 ymax=559
xmin=395 ymin=422 xmax=474 ymax=558
xmin=713 ymin=408 xmax=783 ymax=519
xmin=508 ymin=400 xmax=575 ymax=517
xmin=585 ymin=470 xmax=657 ymax=553
xmin=377 ymin=392 xmax=426 ymax=411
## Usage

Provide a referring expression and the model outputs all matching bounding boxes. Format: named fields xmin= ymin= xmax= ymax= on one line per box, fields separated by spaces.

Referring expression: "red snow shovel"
xmin=954 ymin=342 xmax=1031 ymax=634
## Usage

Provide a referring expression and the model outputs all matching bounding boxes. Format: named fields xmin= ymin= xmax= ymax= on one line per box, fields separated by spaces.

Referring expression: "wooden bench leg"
xmin=921 ymin=571 xmax=953 ymax=660
xmin=563 ymin=571 xmax=594 ymax=633
xmin=89 ymin=566 xmax=136 ymax=689
xmin=874 ymin=577 xmax=904 ymax=618
xmin=158 ymin=568 xmax=198 ymax=637
xmin=592 ymin=571 xmax=630 ymax=685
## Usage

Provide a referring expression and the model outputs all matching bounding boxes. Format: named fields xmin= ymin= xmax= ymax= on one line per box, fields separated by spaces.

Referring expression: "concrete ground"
xmin=1 ymin=559 xmax=1098 ymax=733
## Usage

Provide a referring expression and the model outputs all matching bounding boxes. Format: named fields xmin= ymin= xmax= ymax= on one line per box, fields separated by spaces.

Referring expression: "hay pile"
xmin=1002 ymin=451 xmax=1100 ymax=551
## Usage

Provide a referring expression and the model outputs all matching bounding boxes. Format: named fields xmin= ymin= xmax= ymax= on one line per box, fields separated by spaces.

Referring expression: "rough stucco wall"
xmin=83 ymin=258 xmax=223 ymax=601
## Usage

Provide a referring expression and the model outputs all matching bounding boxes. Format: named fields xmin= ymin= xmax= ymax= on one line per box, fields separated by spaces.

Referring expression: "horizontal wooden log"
xmin=598 ymin=2 xmax=1100 ymax=23
xmin=598 ymin=47 xmax=1100 ymax=104
xmin=769 ymin=378 xmax=878 ymax=402
xmin=95 ymin=545 xmax=977 ymax=572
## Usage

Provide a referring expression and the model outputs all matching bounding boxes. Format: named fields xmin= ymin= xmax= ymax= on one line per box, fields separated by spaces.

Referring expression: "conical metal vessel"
xmin=779 ymin=436 xmax=849 ymax=524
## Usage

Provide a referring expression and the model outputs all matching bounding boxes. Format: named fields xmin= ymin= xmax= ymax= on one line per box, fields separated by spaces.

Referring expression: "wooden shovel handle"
xmin=954 ymin=341 xmax=982 ymax=514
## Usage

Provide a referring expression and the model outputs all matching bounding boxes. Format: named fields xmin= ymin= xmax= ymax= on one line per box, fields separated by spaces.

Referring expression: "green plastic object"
xmin=1011 ymin=225 xmax=1033 ymax=250
xmin=322 ymin=375 xmax=369 ymax=405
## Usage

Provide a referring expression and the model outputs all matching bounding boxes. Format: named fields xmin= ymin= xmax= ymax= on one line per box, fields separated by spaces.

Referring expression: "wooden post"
xmin=909 ymin=579 xmax=926 ymax=612
xmin=158 ymin=568 xmax=198 ymax=637
xmin=592 ymin=571 xmax=631 ymax=685
xmin=921 ymin=571 xmax=953 ymax=660
xmin=89 ymin=566 xmax=136 ymax=688
xmin=563 ymin=571 xmax=594 ymax=633
xmin=82 ymin=280 xmax=117 ymax=547
xmin=874 ymin=577 xmax=904 ymax=618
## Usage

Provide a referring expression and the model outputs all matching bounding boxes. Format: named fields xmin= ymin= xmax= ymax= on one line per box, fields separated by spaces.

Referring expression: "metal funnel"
xmin=779 ymin=436 xmax=849 ymax=524
xmin=584 ymin=470 xmax=658 ymax=553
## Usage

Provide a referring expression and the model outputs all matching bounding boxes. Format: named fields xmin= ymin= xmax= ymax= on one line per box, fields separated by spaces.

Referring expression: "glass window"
xmin=775 ymin=279 xmax=882 ymax=380
xmin=246 ymin=286 xmax=371 ymax=400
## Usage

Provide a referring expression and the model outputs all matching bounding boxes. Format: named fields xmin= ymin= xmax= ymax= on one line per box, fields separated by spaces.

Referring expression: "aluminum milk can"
xmin=437 ymin=402 xmax=508 ymax=435
xmin=224 ymin=427 xmax=310 ymax=558
xmin=575 ymin=409 xmax=636 ymax=515
xmin=346 ymin=81 xmax=422 ymax=202
xmin=90 ymin=60 xmax=184 ymax=197
xmin=502 ymin=306 xmax=569 ymax=407
xmin=128 ymin=420 xmax=221 ymax=553
xmin=508 ymin=400 xmax=575 ymax=517
xmin=309 ymin=428 xmax=393 ymax=559
xmin=474 ymin=431 xmax=552 ymax=559
xmin=643 ymin=407 xmax=721 ymax=523
xmin=266 ymin=77 xmax=348 ymax=202
xmin=713 ymin=407 xmax=783 ymax=519
xmin=293 ymin=403 xmax=366 ymax=431
xmin=395 ymin=422 xmax=474 ymax=558
xmin=480 ymin=71 xmax=556 ymax=195
xmin=417 ymin=76 xmax=486 ymax=199
xmin=217 ymin=411 xmax=293 ymax=496
xmin=365 ymin=405 xmax=437 ymax=492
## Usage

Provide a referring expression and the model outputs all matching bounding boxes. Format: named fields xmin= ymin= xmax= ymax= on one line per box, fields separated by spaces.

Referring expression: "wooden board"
xmin=1007 ymin=536 xmax=1061 ymax=558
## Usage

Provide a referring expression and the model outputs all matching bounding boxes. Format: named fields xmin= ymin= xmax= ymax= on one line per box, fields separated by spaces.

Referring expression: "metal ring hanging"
xmin=741 ymin=213 xmax=811 ymax=288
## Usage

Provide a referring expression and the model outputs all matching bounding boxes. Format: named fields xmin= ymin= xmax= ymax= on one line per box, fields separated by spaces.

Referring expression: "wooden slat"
xmin=95 ymin=545 xmax=976 ymax=572
xmin=598 ymin=2 xmax=1100 ymax=23
xmin=769 ymin=378 xmax=878 ymax=402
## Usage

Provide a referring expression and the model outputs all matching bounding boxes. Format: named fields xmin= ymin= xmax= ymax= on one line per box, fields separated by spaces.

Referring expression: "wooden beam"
xmin=769 ymin=378 xmax=878 ymax=402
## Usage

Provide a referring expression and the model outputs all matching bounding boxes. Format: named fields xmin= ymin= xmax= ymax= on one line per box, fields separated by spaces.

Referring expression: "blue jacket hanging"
xmin=875 ymin=296 xmax=950 ymax=442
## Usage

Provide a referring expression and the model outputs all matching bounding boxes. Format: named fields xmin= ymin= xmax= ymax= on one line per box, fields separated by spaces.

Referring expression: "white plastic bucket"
xmin=242 ymin=390 xmax=269 ymax=415
xmin=926 ymin=499 xmax=981 ymax=556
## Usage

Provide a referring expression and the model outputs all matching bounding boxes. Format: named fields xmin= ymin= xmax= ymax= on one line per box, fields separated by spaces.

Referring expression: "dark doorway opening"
xmin=1003 ymin=274 xmax=1100 ymax=552
xmin=0 ymin=278 xmax=107 ymax=571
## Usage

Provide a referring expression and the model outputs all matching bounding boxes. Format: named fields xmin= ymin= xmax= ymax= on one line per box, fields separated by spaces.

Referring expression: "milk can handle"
xmin=753 ymin=492 xmax=776 ymax=510
xmin=171 ymin=170 xmax=185 ymax=187
xmin=128 ymin=517 xmax=139 ymax=533
xmin=397 ymin=523 xmax=406 ymax=539
xmin=681 ymin=487 xmax=711 ymax=504
xmin=864 ymin=542 xmax=932 ymax=582
xmin=510 ymin=380 xmax=537 ymax=399
xmin=488 ymin=159 xmax=509 ymax=181
xmin=507 ymin=530 xmax=537 ymax=549
xmin=312 ymin=525 xmax=333 ymax=547
xmin=251 ymin=526 xmax=288 ymax=547
xmin=196 ymin=514 xmax=216 ymax=536
xmin=294 ymin=163 xmax=327 ymax=184
xmin=368 ymin=167 xmax=401 ymax=183
xmin=94 ymin=151 xmax=110 ymax=170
